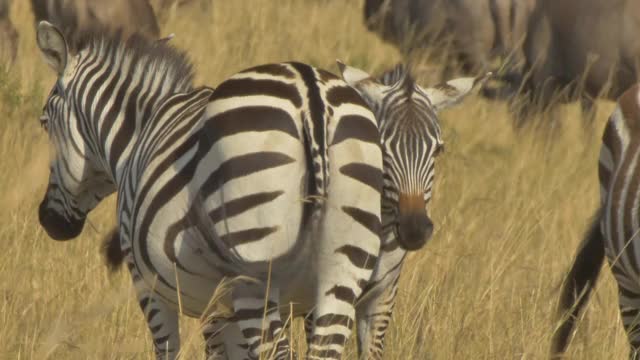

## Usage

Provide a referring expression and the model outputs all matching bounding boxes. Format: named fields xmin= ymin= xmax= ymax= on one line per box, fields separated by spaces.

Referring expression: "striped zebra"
xmin=195 ymin=65 xmax=489 ymax=358
xmin=336 ymin=62 xmax=490 ymax=359
xmin=35 ymin=19 xmax=384 ymax=360
xmin=551 ymin=84 xmax=640 ymax=359
xmin=35 ymin=16 xmax=487 ymax=358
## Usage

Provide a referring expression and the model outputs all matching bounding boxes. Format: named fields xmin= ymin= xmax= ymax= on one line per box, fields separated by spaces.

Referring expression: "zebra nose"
xmin=397 ymin=193 xmax=433 ymax=251
xmin=397 ymin=213 xmax=433 ymax=251
xmin=38 ymin=201 xmax=85 ymax=241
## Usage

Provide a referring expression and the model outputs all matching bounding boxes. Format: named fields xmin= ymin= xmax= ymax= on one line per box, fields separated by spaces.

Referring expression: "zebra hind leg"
xmin=308 ymin=288 xmax=361 ymax=360
xmin=232 ymin=284 xmax=291 ymax=360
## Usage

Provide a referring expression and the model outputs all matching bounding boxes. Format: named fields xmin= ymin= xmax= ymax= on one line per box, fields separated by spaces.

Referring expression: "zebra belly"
xmin=130 ymin=184 xmax=312 ymax=317
xmin=131 ymin=207 xmax=229 ymax=316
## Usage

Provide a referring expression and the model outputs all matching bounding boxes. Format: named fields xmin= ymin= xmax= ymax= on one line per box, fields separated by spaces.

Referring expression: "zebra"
xmin=336 ymin=62 xmax=490 ymax=359
xmin=35 ymin=19 xmax=384 ymax=360
xmin=551 ymin=83 xmax=640 ymax=359
xmin=186 ymin=64 xmax=489 ymax=358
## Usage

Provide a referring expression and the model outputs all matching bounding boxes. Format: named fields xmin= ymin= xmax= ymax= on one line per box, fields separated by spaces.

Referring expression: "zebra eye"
xmin=39 ymin=115 xmax=49 ymax=131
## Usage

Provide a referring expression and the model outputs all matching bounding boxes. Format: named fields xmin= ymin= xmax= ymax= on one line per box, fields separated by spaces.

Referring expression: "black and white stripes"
xmin=34 ymin=15 xmax=491 ymax=358
xmin=552 ymin=84 xmax=640 ymax=359
xmin=338 ymin=62 xmax=489 ymax=359
xmin=193 ymin=62 xmax=383 ymax=359
xmin=35 ymin=20 xmax=384 ymax=359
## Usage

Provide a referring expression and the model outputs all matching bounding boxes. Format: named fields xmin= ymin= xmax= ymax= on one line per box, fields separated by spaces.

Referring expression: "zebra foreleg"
xmin=232 ymin=285 xmax=291 ymax=360
xmin=129 ymin=265 xmax=181 ymax=359
xmin=356 ymin=277 xmax=400 ymax=360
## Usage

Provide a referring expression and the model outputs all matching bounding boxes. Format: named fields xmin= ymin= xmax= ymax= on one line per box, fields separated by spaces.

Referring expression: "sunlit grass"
xmin=0 ymin=0 xmax=628 ymax=359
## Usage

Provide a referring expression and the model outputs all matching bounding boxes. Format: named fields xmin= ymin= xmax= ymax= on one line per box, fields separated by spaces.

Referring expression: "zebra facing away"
xmin=551 ymin=84 xmax=640 ymax=359
xmin=97 ymin=59 xmax=489 ymax=359
xmin=35 ymin=18 xmax=384 ymax=360
xmin=197 ymin=65 xmax=489 ymax=358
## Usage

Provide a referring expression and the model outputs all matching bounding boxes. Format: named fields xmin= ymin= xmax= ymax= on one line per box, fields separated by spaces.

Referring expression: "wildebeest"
xmin=364 ymin=0 xmax=535 ymax=79
xmin=516 ymin=0 xmax=640 ymax=122
xmin=150 ymin=0 xmax=212 ymax=24
xmin=0 ymin=0 xmax=17 ymax=64
xmin=30 ymin=0 xmax=161 ymax=46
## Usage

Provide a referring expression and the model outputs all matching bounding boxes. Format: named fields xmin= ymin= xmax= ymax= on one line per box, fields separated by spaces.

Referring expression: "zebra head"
xmin=35 ymin=22 xmax=115 ymax=240
xmin=338 ymin=61 xmax=489 ymax=251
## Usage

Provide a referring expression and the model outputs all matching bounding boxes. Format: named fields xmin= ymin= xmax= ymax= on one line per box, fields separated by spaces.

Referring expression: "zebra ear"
xmin=157 ymin=33 xmax=176 ymax=43
xmin=36 ymin=21 xmax=68 ymax=76
xmin=617 ymin=83 xmax=640 ymax=129
xmin=424 ymin=72 xmax=492 ymax=112
xmin=337 ymin=60 xmax=372 ymax=85
xmin=336 ymin=60 xmax=385 ymax=105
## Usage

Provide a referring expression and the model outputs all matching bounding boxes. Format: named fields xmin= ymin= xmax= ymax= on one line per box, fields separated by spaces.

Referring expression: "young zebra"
xmin=198 ymin=64 xmax=489 ymax=358
xmin=551 ymin=84 xmax=640 ymax=359
xmin=35 ymin=20 xmax=383 ymax=360
xmin=337 ymin=62 xmax=490 ymax=359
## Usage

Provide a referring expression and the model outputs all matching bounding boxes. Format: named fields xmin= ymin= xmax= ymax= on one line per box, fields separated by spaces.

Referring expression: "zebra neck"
xmin=381 ymin=215 xmax=401 ymax=250
xmin=76 ymin=84 xmax=185 ymax=186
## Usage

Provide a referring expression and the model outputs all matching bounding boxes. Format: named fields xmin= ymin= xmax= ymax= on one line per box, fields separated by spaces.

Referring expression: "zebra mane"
xmin=378 ymin=63 xmax=415 ymax=96
xmin=72 ymin=29 xmax=195 ymax=93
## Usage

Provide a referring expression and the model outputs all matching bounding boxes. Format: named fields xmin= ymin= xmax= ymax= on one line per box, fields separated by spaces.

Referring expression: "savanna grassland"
xmin=0 ymin=0 xmax=629 ymax=359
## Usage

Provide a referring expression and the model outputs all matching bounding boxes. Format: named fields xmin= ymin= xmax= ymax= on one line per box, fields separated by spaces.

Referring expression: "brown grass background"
xmin=0 ymin=0 xmax=628 ymax=359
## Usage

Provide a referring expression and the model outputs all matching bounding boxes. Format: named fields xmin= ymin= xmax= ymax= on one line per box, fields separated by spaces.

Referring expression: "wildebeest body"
xmin=0 ymin=0 xmax=17 ymax=63
xmin=30 ymin=0 xmax=160 ymax=47
xmin=364 ymin=0 xmax=535 ymax=78
xmin=521 ymin=0 xmax=640 ymax=117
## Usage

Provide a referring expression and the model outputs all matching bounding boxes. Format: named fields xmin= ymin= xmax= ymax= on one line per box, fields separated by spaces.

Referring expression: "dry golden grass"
xmin=0 ymin=0 xmax=629 ymax=359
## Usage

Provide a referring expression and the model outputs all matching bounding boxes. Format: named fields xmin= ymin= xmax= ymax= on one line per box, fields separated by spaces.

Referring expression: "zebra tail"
xmin=550 ymin=209 xmax=605 ymax=358
xmin=301 ymin=111 xmax=328 ymax=201
xmin=102 ymin=228 xmax=125 ymax=272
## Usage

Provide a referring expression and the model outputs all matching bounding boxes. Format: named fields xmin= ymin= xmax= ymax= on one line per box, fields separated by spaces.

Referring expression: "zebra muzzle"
xmin=38 ymin=201 xmax=85 ymax=241
xmin=397 ymin=194 xmax=433 ymax=251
